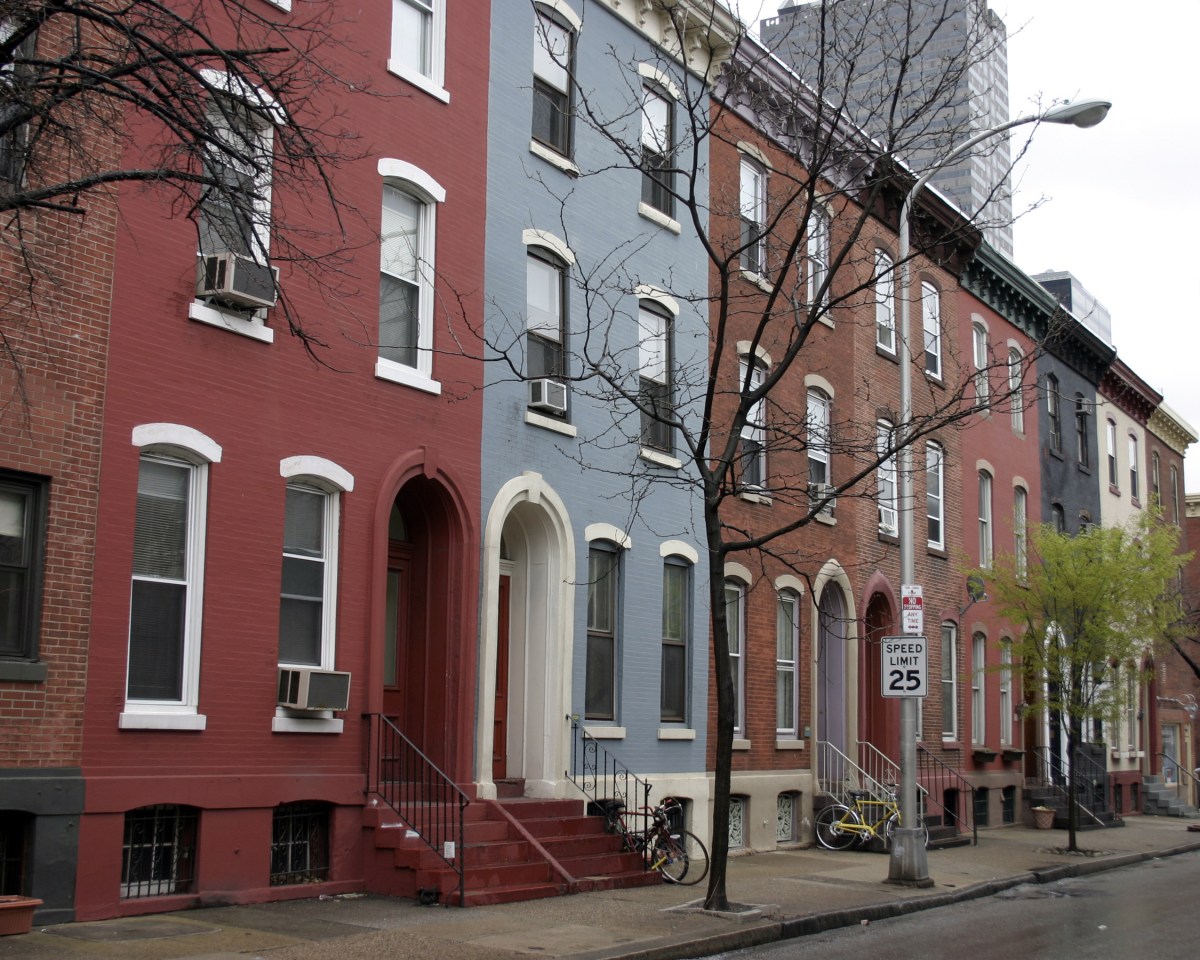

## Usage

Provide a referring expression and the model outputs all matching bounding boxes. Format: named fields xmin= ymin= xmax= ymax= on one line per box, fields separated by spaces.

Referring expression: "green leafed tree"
xmin=974 ymin=511 xmax=1191 ymax=851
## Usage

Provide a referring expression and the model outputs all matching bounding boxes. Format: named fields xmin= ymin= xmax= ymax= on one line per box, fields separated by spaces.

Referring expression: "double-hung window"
xmin=807 ymin=387 xmax=831 ymax=508
xmin=971 ymin=632 xmax=986 ymax=745
xmin=0 ymin=19 xmax=36 ymax=188
xmin=1075 ymin=395 xmax=1089 ymax=467
xmin=875 ymin=250 xmax=895 ymax=352
xmin=390 ymin=0 xmax=447 ymax=99
xmin=739 ymin=360 xmax=767 ymax=490
xmin=378 ymin=162 xmax=443 ymax=387
xmin=972 ymin=322 xmax=989 ymax=405
xmin=585 ymin=545 xmax=619 ymax=721
xmin=1014 ymin=486 xmax=1028 ymax=580
xmin=876 ymin=421 xmax=897 ymax=536
xmin=776 ymin=591 xmax=799 ymax=737
xmin=999 ymin=641 xmax=1013 ymax=746
xmin=660 ymin=559 xmax=690 ymax=723
xmin=806 ymin=206 xmax=830 ymax=307
xmin=0 ymin=471 xmax=47 ymax=666
xmin=926 ymin=441 xmax=944 ymax=549
xmin=740 ymin=158 xmax=767 ymax=276
xmin=1046 ymin=375 xmax=1062 ymax=453
xmin=941 ymin=622 xmax=958 ymax=740
xmin=1129 ymin=434 xmax=1140 ymax=501
xmin=1107 ymin=419 xmax=1119 ymax=487
xmin=922 ymin=282 xmax=941 ymax=378
xmin=1008 ymin=348 xmax=1024 ymax=432
xmin=640 ymin=84 xmax=673 ymax=216
xmin=526 ymin=248 xmax=567 ymax=381
xmin=532 ymin=8 xmax=574 ymax=157
xmin=278 ymin=484 xmax=338 ymax=668
xmin=725 ymin=580 xmax=746 ymax=736
xmin=978 ymin=470 xmax=993 ymax=569
xmin=199 ymin=95 xmax=274 ymax=266
xmin=638 ymin=301 xmax=674 ymax=452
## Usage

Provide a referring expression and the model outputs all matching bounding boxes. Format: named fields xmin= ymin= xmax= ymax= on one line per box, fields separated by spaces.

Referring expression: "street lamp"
xmin=887 ymin=99 xmax=1111 ymax=885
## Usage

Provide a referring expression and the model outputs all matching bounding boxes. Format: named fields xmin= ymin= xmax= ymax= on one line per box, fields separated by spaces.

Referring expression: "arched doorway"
xmin=379 ymin=474 xmax=467 ymax=777
xmin=478 ymin=475 xmax=574 ymax=798
xmin=863 ymin=591 xmax=900 ymax=763
xmin=817 ymin=584 xmax=848 ymax=763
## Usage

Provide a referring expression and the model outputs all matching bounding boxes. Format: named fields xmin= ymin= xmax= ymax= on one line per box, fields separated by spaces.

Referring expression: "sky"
xmin=733 ymin=1 xmax=1200 ymax=490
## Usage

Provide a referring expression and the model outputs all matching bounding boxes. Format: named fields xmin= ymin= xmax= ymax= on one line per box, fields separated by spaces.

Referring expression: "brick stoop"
xmin=363 ymin=794 xmax=659 ymax=907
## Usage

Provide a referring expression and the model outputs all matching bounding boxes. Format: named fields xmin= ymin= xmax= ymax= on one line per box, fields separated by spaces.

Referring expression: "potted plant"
xmin=1030 ymin=806 xmax=1055 ymax=830
xmin=0 ymin=896 xmax=42 ymax=937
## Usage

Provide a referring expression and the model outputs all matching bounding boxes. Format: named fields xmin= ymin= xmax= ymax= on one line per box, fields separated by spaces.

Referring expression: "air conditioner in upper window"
xmin=528 ymin=377 xmax=568 ymax=414
xmin=197 ymin=252 xmax=279 ymax=309
xmin=808 ymin=481 xmax=835 ymax=513
xmin=277 ymin=667 xmax=351 ymax=712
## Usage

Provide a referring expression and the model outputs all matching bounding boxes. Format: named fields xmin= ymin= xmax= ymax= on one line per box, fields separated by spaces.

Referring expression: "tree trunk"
xmin=703 ymin=501 xmax=733 ymax=912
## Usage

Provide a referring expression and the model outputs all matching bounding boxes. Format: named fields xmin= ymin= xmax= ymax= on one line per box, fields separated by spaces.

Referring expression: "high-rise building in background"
xmin=760 ymin=1 xmax=1014 ymax=257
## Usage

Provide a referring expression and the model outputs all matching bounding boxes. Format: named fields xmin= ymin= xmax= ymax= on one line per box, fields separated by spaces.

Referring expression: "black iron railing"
xmin=567 ymin=716 xmax=651 ymax=829
xmin=367 ymin=714 xmax=469 ymax=906
xmin=1155 ymin=752 xmax=1200 ymax=808
xmin=916 ymin=744 xmax=977 ymax=844
xmin=1028 ymin=745 xmax=1109 ymax=826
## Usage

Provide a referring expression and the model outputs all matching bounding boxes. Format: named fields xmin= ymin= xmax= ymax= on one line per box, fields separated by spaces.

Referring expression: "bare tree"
xmin=479 ymin=1 xmax=1059 ymax=911
xmin=0 ymin=0 xmax=371 ymax=376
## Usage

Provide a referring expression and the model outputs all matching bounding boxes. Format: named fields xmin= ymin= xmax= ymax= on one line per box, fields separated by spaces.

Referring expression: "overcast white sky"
xmin=735 ymin=2 xmax=1200 ymax=490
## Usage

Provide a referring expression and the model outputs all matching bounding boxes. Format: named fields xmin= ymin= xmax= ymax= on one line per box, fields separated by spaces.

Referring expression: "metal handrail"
xmin=367 ymin=714 xmax=469 ymax=907
xmin=817 ymin=740 xmax=928 ymax=808
xmin=916 ymin=743 xmax=977 ymax=844
xmin=567 ymin=717 xmax=652 ymax=835
xmin=1028 ymin=745 xmax=1107 ymax=826
xmin=1155 ymin=752 xmax=1200 ymax=809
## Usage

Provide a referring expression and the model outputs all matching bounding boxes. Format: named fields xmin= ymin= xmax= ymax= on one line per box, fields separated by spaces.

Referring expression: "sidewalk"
xmin=4 ymin=816 xmax=1199 ymax=960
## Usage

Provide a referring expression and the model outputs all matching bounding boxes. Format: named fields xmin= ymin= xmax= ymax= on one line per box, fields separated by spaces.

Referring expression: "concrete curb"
xmin=592 ymin=839 xmax=1200 ymax=960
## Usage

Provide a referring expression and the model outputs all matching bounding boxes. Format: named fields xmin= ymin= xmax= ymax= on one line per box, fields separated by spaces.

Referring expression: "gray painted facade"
xmin=479 ymin=1 xmax=715 ymax=819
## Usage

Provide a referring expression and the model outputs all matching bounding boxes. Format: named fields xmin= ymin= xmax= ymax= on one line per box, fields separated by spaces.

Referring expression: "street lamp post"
xmin=887 ymin=99 xmax=1111 ymax=885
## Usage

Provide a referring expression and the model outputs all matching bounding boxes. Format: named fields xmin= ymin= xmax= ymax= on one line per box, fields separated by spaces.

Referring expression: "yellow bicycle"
xmin=814 ymin=789 xmax=929 ymax=850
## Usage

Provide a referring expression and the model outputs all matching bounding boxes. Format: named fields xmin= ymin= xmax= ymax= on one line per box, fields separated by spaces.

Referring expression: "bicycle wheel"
xmin=671 ymin=830 xmax=709 ymax=886
xmin=814 ymin=804 xmax=860 ymax=850
xmin=884 ymin=813 xmax=930 ymax=849
xmin=651 ymin=831 xmax=690 ymax=884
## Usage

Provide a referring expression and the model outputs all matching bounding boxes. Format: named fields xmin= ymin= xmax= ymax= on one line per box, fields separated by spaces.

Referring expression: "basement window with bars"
xmin=270 ymin=802 xmax=330 ymax=886
xmin=121 ymin=805 xmax=198 ymax=898
xmin=0 ymin=812 xmax=30 ymax=895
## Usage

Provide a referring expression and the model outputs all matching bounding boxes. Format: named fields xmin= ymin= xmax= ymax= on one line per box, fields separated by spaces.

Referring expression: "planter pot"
xmin=1031 ymin=807 xmax=1055 ymax=830
xmin=0 ymin=896 xmax=42 ymax=936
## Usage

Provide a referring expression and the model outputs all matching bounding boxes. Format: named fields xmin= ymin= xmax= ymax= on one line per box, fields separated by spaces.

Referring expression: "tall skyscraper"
xmin=761 ymin=1 xmax=1014 ymax=257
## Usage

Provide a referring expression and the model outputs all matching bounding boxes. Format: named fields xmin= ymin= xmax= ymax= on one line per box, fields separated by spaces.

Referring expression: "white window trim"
xmin=639 ymin=446 xmax=681 ymax=469
xmin=725 ymin=578 xmax=747 ymax=737
xmin=926 ymin=441 xmax=944 ymax=550
xmin=388 ymin=0 xmax=449 ymax=103
xmin=377 ymin=159 xmax=444 ymax=387
xmin=1008 ymin=345 xmax=1025 ymax=433
xmin=972 ymin=320 xmax=989 ymax=404
xmin=776 ymin=589 xmax=800 ymax=738
xmin=978 ymin=470 xmax=993 ymax=569
xmin=637 ymin=201 xmax=681 ymax=234
xmin=877 ymin=421 xmax=897 ymax=536
xmin=942 ymin=622 xmax=958 ymax=741
xmin=585 ymin=522 xmax=632 ymax=549
xmin=527 ymin=410 xmax=578 ymax=436
xmin=806 ymin=205 xmax=830 ymax=307
xmin=971 ymin=632 xmax=986 ymax=745
xmin=875 ymin=249 xmax=895 ymax=353
xmin=188 ymin=299 xmax=274 ymax=342
xmin=999 ymin=641 xmax=1013 ymax=747
xmin=922 ymin=281 xmax=941 ymax=379
xmin=522 ymin=228 xmax=576 ymax=264
xmin=121 ymin=426 xmax=222 ymax=729
xmin=277 ymin=482 xmax=342 ymax=670
xmin=530 ymin=139 xmax=581 ymax=176
xmin=741 ymin=358 xmax=768 ymax=491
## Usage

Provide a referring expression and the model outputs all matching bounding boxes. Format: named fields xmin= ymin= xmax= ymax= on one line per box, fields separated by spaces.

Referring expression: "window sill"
xmin=1108 ymin=483 xmax=1121 ymax=497
xmin=637 ymin=202 xmax=681 ymax=235
xmin=529 ymin=140 xmax=579 ymax=176
xmin=658 ymin=727 xmax=696 ymax=740
xmin=639 ymin=447 xmax=681 ymax=469
xmin=941 ymin=739 xmax=963 ymax=750
xmin=738 ymin=489 xmax=771 ymax=505
xmin=583 ymin=725 xmax=626 ymax=740
xmin=119 ymin=711 xmax=207 ymax=731
xmin=1076 ymin=463 xmax=1092 ymax=476
xmin=816 ymin=312 xmax=835 ymax=330
xmin=272 ymin=713 xmax=344 ymax=734
xmin=814 ymin=510 xmax=836 ymax=526
xmin=386 ymin=61 xmax=450 ymax=103
xmin=189 ymin=300 xmax=274 ymax=343
xmin=375 ymin=358 xmax=441 ymax=395
xmin=1047 ymin=447 xmax=1064 ymax=461
xmin=0 ymin=660 xmax=47 ymax=682
xmin=875 ymin=343 xmax=898 ymax=362
xmin=732 ymin=738 xmax=751 ymax=751
xmin=925 ymin=372 xmax=944 ymax=388
xmin=740 ymin=269 xmax=774 ymax=294
xmin=526 ymin=410 xmax=577 ymax=437
xmin=263 ymin=0 xmax=291 ymax=9
xmin=775 ymin=738 xmax=805 ymax=750
xmin=878 ymin=529 xmax=899 ymax=544
xmin=927 ymin=545 xmax=948 ymax=559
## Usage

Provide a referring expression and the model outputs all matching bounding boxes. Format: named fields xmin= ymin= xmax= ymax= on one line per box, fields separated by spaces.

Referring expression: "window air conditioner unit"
xmin=528 ymin=377 xmax=568 ymax=414
xmin=277 ymin=667 xmax=351 ymax=712
xmin=808 ymin=481 xmax=835 ymax=512
xmin=197 ymin=252 xmax=279 ymax=309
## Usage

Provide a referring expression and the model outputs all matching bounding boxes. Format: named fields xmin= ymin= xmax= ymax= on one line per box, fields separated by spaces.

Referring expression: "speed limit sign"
xmin=881 ymin=635 xmax=928 ymax=698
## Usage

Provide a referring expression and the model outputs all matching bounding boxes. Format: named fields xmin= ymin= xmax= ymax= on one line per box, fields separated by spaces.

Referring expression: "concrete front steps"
xmin=1024 ymin=786 xmax=1125 ymax=831
xmin=363 ymin=794 xmax=660 ymax=907
xmin=1142 ymin=775 xmax=1200 ymax=818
